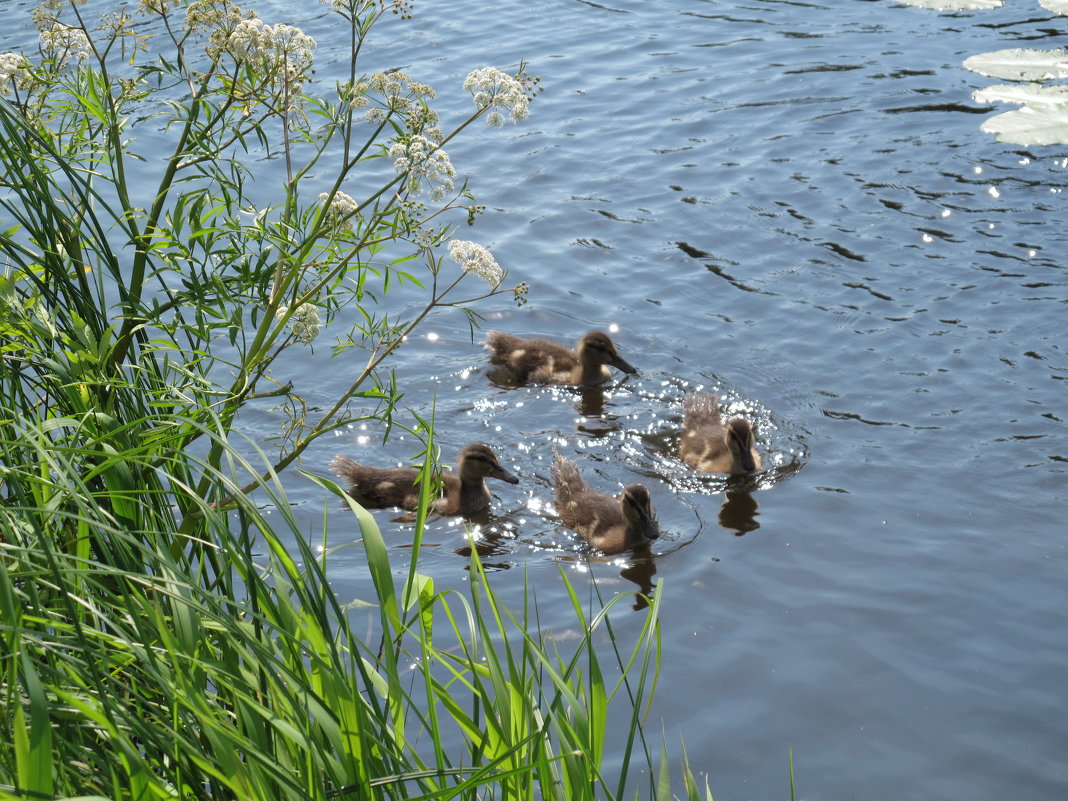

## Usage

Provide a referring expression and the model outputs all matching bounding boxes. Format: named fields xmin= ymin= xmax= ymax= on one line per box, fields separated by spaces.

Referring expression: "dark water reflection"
xmin=4 ymin=0 xmax=1065 ymax=798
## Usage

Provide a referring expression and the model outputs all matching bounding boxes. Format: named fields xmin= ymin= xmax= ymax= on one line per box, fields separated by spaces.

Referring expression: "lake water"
xmin=4 ymin=0 xmax=1066 ymax=798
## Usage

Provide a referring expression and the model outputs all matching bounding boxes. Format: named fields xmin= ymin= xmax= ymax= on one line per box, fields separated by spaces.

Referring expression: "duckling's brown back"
xmin=486 ymin=331 xmax=578 ymax=383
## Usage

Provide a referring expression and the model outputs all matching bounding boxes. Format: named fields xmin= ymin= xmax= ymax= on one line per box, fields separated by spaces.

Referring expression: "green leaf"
xmin=16 ymin=654 xmax=54 ymax=797
xmin=979 ymin=104 xmax=1068 ymax=144
xmin=964 ymin=48 xmax=1068 ymax=81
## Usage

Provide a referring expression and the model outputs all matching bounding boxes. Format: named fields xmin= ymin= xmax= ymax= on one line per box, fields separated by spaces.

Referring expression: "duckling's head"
xmin=621 ymin=483 xmax=659 ymax=544
xmin=725 ymin=418 xmax=758 ymax=473
xmin=458 ymin=444 xmax=520 ymax=484
xmin=578 ymin=331 xmax=637 ymax=375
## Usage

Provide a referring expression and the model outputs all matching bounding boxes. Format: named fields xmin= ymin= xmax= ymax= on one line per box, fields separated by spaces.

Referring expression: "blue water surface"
xmin=2 ymin=0 xmax=1066 ymax=798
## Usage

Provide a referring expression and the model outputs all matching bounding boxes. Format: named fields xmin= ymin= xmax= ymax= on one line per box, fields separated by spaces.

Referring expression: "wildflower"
xmin=317 ymin=191 xmax=359 ymax=235
xmin=357 ymin=71 xmax=440 ymax=136
xmin=390 ymin=135 xmax=455 ymax=201
xmin=187 ymin=1 xmax=247 ymax=38
xmin=201 ymin=6 xmax=316 ymax=80
xmin=279 ymin=302 xmax=320 ymax=345
xmin=138 ymin=0 xmax=181 ymax=13
xmin=448 ymin=240 xmax=502 ymax=288
xmin=0 ymin=53 xmax=32 ymax=95
xmin=225 ymin=17 xmax=272 ymax=61
xmin=39 ymin=24 xmax=92 ymax=70
xmin=513 ymin=281 xmax=530 ymax=307
xmin=39 ymin=0 xmax=88 ymax=10
xmin=271 ymin=24 xmax=316 ymax=70
xmin=463 ymin=66 xmax=530 ymax=125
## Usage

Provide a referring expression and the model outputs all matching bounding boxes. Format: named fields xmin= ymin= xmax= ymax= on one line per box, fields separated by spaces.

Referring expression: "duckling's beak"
xmin=489 ymin=463 xmax=520 ymax=484
xmin=627 ymin=491 xmax=659 ymax=538
xmin=739 ymin=450 xmax=757 ymax=473
xmin=611 ymin=354 xmax=638 ymax=375
xmin=644 ymin=511 xmax=661 ymax=539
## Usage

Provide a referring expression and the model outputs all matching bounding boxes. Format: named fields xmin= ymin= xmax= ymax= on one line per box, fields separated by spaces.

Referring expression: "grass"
xmin=0 ymin=419 xmax=686 ymax=799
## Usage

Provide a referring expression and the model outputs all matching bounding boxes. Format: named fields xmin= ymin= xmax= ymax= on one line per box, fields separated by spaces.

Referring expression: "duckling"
xmin=679 ymin=393 xmax=762 ymax=474
xmin=331 ymin=443 xmax=519 ymax=518
xmin=551 ymin=454 xmax=659 ymax=554
xmin=485 ymin=330 xmax=637 ymax=386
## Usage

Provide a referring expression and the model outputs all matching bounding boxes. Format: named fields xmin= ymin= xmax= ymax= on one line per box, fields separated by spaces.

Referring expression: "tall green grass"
xmin=0 ymin=417 xmax=680 ymax=799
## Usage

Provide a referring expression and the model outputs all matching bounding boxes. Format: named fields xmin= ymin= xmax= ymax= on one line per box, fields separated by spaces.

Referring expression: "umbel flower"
xmin=448 ymin=240 xmax=502 ymax=289
xmin=38 ymin=24 xmax=92 ymax=70
xmin=0 ymin=53 xmax=32 ymax=95
xmin=197 ymin=5 xmax=316 ymax=86
xmin=463 ymin=66 xmax=530 ymax=127
xmin=347 ymin=71 xmax=440 ymax=138
xmin=318 ymin=191 xmax=359 ymax=235
xmin=38 ymin=0 xmax=88 ymax=10
xmin=389 ymin=135 xmax=456 ymax=201
xmin=223 ymin=19 xmax=315 ymax=73
xmin=279 ymin=302 xmax=321 ymax=345
xmin=138 ymin=0 xmax=182 ymax=13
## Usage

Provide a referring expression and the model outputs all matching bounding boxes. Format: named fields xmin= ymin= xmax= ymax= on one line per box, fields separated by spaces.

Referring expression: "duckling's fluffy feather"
xmin=485 ymin=330 xmax=636 ymax=386
xmin=679 ymin=393 xmax=762 ymax=474
xmin=331 ymin=443 xmax=518 ymax=518
xmin=551 ymin=455 xmax=659 ymax=554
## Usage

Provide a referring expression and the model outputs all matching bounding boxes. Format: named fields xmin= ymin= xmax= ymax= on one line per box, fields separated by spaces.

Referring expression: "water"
xmin=4 ymin=0 xmax=1066 ymax=798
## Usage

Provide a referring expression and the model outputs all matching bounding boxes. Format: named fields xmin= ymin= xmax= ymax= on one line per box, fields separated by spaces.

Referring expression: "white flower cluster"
xmin=186 ymin=1 xmax=244 ymax=34
xmin=280 ymin=302 xmax=321 ymax=345
xmin=39 ymin=24 xmax=92 ymax=70
xmin=224 ymin=19 xmax=315 ymax=73
xmin=389 ymin=135 xmax=456 ymax=202
xmin=347 ymin=71 xmax=440 ymax=139
xmin=448 ymin=240 xmax=503 ymax=289
xmin=138 ymin=0 xmax=181 ymax=13
xmin=463 ymin=67 xmax=530 ymax=128
xmin=0 ymin=53 xmax=32 ymax=95
xmin=317 ymin=191 xmax=359 ymax=235
xmin=39 ymin=0 xmax=88 ymax=10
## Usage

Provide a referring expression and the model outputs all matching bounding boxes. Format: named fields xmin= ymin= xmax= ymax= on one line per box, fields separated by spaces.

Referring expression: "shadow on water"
xmin=718 ymin=488 xmax=762 ymax=536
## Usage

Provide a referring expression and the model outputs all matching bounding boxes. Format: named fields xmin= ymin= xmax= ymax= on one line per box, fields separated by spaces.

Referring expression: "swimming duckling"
xmin=551 ymin=454 xmax=659 ymax=554
xmin=330 ymin=443 xmax=519 ymax=518
xmin=679 ymin=393 xmax=762 ymax=474
xmin=485 ymin=330 xmax=637 ymax=386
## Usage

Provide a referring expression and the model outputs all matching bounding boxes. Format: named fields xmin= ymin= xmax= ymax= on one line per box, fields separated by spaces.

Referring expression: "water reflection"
xmin=576 ymin=385 xmax=607 ymax=417
xmin=717 ymin=490 xmax=760 ymax=536
xmin=618 ymin=551 xmax=658 ymax=610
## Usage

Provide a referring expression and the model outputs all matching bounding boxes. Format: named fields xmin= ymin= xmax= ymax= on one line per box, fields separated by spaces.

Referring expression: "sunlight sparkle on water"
xmin=426 ymin=331 xmax=439 ymax=341
xmin=940 ymin=209 xmax=951 ymax=218
xmin=608 ymin=323 xmax=619 ymax=333
xmin=987 ymin=186 xmax=1000 ymax=198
